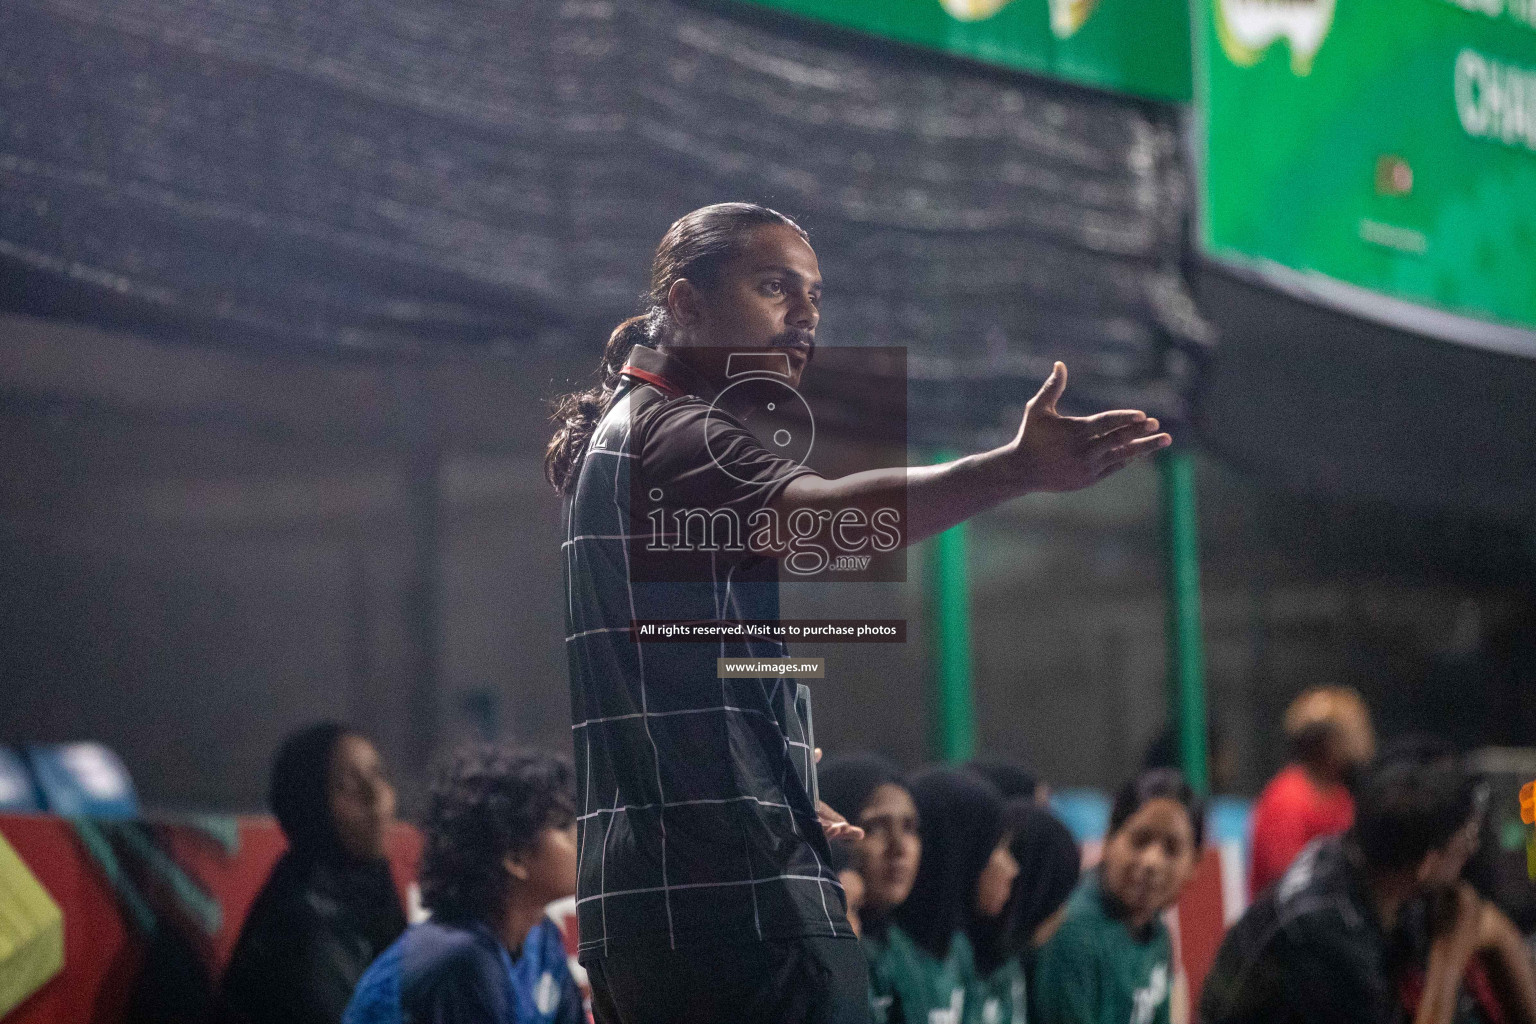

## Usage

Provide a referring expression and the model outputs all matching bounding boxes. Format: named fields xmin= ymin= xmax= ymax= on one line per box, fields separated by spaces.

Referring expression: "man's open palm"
xmin=1007 ymin=361 xmax=1172 ymax=492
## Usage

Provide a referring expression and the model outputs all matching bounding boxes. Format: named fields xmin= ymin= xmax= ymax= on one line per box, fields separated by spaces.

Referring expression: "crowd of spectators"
xmin=206 ymin=694 xmax=1536 ymax=1024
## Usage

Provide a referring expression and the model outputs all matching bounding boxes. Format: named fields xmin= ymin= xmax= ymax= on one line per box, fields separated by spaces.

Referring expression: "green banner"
xmin=739 ymin=0 xmax=1192 ymax=101
xmin=1195 ymin=0 xmax=1536 ymax=339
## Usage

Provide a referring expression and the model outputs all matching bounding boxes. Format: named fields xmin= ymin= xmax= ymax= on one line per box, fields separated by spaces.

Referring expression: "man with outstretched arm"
xmin=547 ymin=202 xmax=1169 ymax=1024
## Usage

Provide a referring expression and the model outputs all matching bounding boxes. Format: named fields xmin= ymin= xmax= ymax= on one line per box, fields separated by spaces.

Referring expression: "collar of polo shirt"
xmin=620 ymin=343 xmax=721 ymax=402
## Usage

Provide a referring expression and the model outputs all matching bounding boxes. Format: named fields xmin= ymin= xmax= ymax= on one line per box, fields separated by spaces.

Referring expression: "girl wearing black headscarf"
xmin=965 ymin=800 xmax=1084 ymax=1024
xmin=885 ymin=766 xmax=1019 ymax=1024
xmin=1004 ymin=803 xmax=1081 ymax=956
xmin=218 ymin=722 xmax=407 ymax=1024
xmin=818 ymin=753 xmax=923 ymax=1023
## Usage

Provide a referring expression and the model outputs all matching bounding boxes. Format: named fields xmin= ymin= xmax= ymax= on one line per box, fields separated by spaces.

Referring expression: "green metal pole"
xmin=1159 ymin=448 xmax=1210 ymax=796
xmin=928 ymin=449 xmax=976 ymax=764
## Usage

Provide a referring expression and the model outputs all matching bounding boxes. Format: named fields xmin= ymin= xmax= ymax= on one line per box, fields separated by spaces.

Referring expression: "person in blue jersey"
xmin=344 ymin=746 xmax=582 ymax=1024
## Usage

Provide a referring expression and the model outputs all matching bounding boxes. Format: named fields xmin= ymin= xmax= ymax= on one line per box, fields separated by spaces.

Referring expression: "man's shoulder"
xmin=1273 ymin=840 xmax=1361 ymax=916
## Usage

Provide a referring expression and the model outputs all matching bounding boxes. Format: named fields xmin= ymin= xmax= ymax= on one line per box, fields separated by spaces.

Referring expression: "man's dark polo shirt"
xmin=1199 ymin=837 xmax=1403 ymax=1024
xmin=561 ymin=343 xmax=854 ymax=961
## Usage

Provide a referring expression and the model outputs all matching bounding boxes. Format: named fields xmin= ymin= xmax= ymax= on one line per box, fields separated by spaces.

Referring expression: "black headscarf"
xmin=818 ymin=752 xmax=906 ymax=938
xmin=1004 ymin=801 xmax=1080 ymax=952
xmin=893 ymin=766 xmax=1007 ymax=964
xmin=270 ymin=721 xmax=353 ymax=862
xmin=967 ymin=756 xmax=1039 ymax=804
xmin=818 ymin=751 xmax=902 ymax=823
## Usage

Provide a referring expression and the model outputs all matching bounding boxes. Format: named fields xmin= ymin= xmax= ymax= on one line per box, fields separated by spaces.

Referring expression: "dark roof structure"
xmin=0 ymin=0 xmax=1208 ymax=445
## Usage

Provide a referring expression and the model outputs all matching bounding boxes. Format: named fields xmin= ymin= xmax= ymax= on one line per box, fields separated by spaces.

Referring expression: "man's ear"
xmin=504 ymin=852 xmax=531 ymax=883
xmin=667 ymin=278 xmax=703 ymax=329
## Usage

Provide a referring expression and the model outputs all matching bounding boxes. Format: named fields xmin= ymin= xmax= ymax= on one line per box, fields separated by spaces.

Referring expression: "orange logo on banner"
xmin=1523 ymin=781 xmax=1536 ymax=882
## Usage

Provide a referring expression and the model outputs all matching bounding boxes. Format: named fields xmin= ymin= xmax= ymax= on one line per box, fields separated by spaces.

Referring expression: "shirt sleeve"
xmin=1030 ymin=922 xmax=1103 ymax=1024
xmin=638 ymin=397 xmax=820 ymax=517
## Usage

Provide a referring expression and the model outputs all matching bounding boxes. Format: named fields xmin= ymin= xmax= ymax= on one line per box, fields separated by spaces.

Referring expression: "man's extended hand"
xmin=1002 ymin=361 xmax=1172 ymax=493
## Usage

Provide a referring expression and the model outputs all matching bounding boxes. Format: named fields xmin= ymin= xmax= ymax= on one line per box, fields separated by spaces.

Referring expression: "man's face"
xmin=669 ymin=223 xmax=821 ymax=389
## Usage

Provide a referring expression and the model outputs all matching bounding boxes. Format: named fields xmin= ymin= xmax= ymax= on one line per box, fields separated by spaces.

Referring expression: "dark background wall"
xmin=4 ymin=312 xmax=1532 ymax=813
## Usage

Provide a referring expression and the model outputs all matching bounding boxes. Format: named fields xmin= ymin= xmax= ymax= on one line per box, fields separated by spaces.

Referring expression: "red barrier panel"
xmin=0 ymin=814 xmax=421 ymax=1024
xmin=1174 ymin=844 xmax=1228 ymax=1013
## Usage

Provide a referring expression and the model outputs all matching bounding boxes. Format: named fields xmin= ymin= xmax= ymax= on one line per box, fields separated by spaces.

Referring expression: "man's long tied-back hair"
xmin=544 ymin=202 xmax=808 ymax=494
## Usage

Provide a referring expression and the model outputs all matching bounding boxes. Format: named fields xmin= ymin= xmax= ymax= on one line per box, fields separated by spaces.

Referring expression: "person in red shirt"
xmin=1249 ymin=686 xmax=1376 ymax=899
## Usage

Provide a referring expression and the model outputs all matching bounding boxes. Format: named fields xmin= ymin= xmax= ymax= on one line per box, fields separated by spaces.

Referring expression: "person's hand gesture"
xmin=818 ymin=801 xmax=864 ymax=842
xmin=813 ymin=748 xmax=864 ymax=841
xmin=1003 ymin=361 xmax=1171 ymax=493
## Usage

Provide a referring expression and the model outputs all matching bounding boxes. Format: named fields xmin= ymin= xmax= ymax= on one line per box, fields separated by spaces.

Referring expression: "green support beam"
xmin=1159 ymin=449 xmax=1210 ymax=795
xmin=927 ymin=450 xmax=976 ymax=764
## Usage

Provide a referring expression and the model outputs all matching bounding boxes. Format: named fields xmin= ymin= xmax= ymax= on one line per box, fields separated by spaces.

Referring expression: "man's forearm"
xmin=773 ymin=447 xmax=1023 ymax=550
xmin=1478 ymin=911 xmax=1536 ymax=1024
xmin=1417 ymin=933 xmax=1478 ymax=1024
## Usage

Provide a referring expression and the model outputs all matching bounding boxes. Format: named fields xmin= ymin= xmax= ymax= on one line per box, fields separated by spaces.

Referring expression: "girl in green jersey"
xmin=1031 ymin=769 xmax=1203 ymax=1024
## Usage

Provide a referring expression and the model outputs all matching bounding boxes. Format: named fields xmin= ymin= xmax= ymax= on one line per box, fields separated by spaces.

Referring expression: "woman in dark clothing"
xmin=218 ymin=722 xmax=407 ymax=1024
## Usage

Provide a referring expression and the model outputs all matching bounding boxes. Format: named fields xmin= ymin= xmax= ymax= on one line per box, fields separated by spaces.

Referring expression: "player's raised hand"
xmin=1002 ymin=361 xmax=1171 ymax=493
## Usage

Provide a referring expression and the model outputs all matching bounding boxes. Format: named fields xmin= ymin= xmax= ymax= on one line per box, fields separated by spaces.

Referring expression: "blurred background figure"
xmin=970 ymin=754 xmax=1053 ymax=808
xmin=1003 ymin=802 xmax=1082 ymax=955
xmin=1033 ymin=767 xmax=1203 ymax=1024
xmin=827 ymin=839 xmax=865 ymax=940
xmin=218 ymin=723 xmax=405 ymax=1024
xmin=818 ymin=753 xmax=922 ymax=942
xmin=344 ymin=746 xmax=580 ymax=1024
xmin=890 ymin=766 xmax=1020 ymax=1024
xmin=1200 ymin=743 xmax=1536 ymax=1024
xmin=1248 ymin=687 xmax=1376 ymax=898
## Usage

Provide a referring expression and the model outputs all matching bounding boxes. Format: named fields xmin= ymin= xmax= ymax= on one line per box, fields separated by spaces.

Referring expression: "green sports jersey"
xmin=952 ymin=934 xmax=1027 ymax=1024
xmin=866 ymin=923 xmax=973 ymax=1024
xmin=1030 ymin=872 xmax=1171 ymax=1024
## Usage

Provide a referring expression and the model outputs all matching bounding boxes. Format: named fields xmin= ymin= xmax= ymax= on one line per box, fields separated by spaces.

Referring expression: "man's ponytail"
xmin=544 ymin=315 xmax=651 ymax=494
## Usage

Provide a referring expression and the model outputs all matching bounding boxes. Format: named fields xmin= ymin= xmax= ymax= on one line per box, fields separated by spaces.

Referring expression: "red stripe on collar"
xmin=621 ymin=365 xmax=685 ymax=396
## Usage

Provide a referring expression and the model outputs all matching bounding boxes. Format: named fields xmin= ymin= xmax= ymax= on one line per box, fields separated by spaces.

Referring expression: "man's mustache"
xmin=768 ymin=329 xmax=815 ymax=359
